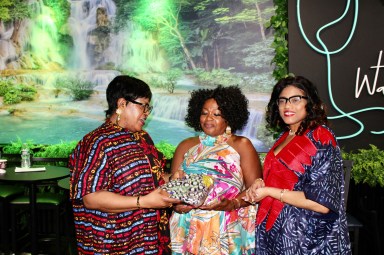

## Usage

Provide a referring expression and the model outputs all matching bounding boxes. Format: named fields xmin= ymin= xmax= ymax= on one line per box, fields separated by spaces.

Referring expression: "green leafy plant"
xmin=268 ymin=0 xmax=289 ymax=80
xmin=33 ymin=141 xmax=77 ymax=158
xmin=193 ymin=68 xmax=243 ymax=87
xmin=2 ymin=137 xmax=37 ymax=154
xmin=1 ymin=138 xmax=76 ymax=159
xmin=1 ymin=82 xmax=37 ymax=105
xmin=0 ymin=79 xmax=12 ymax=96
xmin=155 ymin=141 xmax=176 ymax=160
xmin=55 ymin=77 xmax=96 ymax=101
xmin=343 ymin=144 xmax=384 ymax=188
xmin=165 ymin=68 xmax=182 ymax=93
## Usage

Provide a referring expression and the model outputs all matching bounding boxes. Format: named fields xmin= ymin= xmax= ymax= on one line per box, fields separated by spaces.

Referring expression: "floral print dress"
xmin=170 ymin=134 xmax=256 ymax=255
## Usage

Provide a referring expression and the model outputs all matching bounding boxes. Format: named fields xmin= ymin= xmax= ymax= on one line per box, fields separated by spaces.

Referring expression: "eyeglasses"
xmin=277 ymin=95 xmax=308 ymax=106
xmin=126 ymin=99 xmax=153 ymax=114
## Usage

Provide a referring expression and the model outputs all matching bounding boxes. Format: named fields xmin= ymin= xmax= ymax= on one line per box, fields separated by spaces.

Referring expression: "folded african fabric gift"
xmin=161 ymin=174 xmax=214 ymax=207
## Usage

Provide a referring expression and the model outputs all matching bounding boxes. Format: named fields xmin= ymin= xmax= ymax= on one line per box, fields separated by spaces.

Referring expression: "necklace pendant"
xmin=289 ymin=129 xmax=295 ymax=136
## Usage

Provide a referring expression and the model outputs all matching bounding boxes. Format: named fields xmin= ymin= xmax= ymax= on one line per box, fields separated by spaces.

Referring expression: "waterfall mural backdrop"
xmin=0 ymin=0 xmax=276 ymax=152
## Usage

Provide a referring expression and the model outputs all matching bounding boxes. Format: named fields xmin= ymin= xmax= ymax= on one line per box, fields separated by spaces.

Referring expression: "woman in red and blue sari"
xmin=244 ymin=76 xmax=351 ymax=255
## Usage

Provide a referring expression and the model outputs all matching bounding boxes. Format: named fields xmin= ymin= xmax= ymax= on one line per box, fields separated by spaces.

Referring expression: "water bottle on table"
xmin=21 ymin=143 xmax=31 ymax=168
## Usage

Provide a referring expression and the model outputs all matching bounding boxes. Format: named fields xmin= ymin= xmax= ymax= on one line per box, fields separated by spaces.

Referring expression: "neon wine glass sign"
xmin=296 ymin=0 xmax=384 ymax=139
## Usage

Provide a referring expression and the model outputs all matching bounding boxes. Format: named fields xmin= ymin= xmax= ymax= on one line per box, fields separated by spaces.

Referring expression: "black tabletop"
xmin=0 ymin=165 xmax=69 ymax=183
xmin=58 ymin=176 xmax=70 ymax=190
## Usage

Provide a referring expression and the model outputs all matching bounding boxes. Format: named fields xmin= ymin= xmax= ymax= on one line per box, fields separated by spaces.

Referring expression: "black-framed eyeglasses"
xmin=126 ymin=99 xmax=153 ymax=114
xmin=277 ymin=95 xmax=308 ymax=106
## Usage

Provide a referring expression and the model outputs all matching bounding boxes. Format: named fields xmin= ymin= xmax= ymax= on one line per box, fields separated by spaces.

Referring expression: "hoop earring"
xmin=225 ymin=126 xmax=232 ymax=135
xmin=116 ymin=109 xmax=122 ymax=125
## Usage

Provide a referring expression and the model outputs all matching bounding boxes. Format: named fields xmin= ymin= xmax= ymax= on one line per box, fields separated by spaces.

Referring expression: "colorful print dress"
xmin=69 ymin=121 xmax=171 ymax=255
xmin=170 ymin=134 xmax=256 ymax=255
xmin=256 ymin=126 xmax=351 ymax=255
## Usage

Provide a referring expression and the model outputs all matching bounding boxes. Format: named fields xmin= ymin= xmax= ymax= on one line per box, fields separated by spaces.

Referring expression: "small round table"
xmin=0 ymin=165 xmax=69 ymax=255
xmin=58 ymin=176 xmax=70 ymax=190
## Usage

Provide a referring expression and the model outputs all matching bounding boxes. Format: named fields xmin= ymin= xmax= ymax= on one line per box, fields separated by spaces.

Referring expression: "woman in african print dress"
xmin=170 ymin=86 xmax=263 ymax=254
xmin=69 ymin=76 xmax=180 ymax=254
xmin=244 ymin=76 xmax=351 ymax=254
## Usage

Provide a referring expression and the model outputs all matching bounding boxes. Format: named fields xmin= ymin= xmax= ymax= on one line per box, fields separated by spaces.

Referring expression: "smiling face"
xmin=117 ymin=97 xmax=151 ymax=132
xmin=278 ymin=85 xmax=308 ymax=132
xmin=200 ymin=98 xmax=227 ymax=137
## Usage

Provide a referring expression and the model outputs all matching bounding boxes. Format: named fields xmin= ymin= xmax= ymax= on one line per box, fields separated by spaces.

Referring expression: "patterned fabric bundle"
xmin=161 ymin=174 xmax=214 ymax=207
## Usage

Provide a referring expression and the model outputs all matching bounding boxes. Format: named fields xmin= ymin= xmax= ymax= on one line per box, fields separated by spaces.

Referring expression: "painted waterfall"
xmin=0 ymin=0 xmax=276 ymax=152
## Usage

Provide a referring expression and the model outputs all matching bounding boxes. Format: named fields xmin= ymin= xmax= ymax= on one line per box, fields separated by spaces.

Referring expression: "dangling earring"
xmin=116 ymin=108 xmax=122 ymax=125
xmin=225 ymin=126 xmax=232 ymax=135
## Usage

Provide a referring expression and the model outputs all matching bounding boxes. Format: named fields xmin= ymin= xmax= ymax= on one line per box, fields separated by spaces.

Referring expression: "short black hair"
xmin=266 ymin=75 xmax=328 ymax=135
xmin=105 ymin=75 xmax=152 ymax=118
xmin=185 ymin=85 xmax=249 ymax=133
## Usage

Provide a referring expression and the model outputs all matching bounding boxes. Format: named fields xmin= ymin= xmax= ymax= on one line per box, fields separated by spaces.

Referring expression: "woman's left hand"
xmin=199 ymin=198 xmax=234 ymax=211
xmin=243 ymin=178 xmax=265 ymax=204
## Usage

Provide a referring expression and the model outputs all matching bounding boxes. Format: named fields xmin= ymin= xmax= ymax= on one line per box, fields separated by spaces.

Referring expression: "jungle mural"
xmin=0 ymin=0 xmax=276 ymax=152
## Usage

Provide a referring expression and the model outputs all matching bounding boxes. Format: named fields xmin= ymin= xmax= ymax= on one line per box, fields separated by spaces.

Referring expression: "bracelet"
xmin=136 ymin=196 xmax=141 ymax=209
xmin=280 ymin=189 xmax=288 ymax=203
xmin=233 ymin=198 xmax=241 ymax=209
xmin=256 ymin=178 xmax=264 ymax=182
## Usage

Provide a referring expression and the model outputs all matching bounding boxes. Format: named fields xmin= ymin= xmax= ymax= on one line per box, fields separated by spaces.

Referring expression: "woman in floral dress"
xmin=170 ymin=85 xmax=263 ymax=254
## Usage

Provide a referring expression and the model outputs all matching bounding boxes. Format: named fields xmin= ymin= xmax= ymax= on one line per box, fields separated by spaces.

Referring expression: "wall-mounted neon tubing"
xmin=296 ymin=0 xmax=384 ymax=139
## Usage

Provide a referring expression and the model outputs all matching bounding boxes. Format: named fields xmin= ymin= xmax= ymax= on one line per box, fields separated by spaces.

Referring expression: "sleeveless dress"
xmin=170 ymin=133 xmax=256 ymax=255
xmin=255 ymin=126 xmax=351 ymax=255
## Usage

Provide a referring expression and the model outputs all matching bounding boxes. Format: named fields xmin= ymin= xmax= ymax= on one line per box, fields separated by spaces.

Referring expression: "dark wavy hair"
xmin=185 ymin=85 xmax=249 ymax=133
xmin=105 ymin=75 xmax=152 ymax=118
xmin=266 ymin=76 xmax=328 ymax=135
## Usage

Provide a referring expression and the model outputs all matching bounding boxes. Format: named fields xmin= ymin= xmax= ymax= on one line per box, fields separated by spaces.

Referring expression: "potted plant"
xmin=343 ymin=144 xmax=384 ymax=188
xmin=342 ymin=144 xmax=384 ymax=254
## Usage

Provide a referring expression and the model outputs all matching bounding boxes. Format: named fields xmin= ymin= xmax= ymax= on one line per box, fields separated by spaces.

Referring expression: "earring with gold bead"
xmin=225 ymin=126 xmax=232 ymax=135
xmin=116 ymin=108 xmax=122 ymax=125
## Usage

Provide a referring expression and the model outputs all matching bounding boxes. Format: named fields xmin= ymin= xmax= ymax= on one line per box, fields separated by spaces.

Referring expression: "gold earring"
xmin=225 ymin=126 xmax=232 ymax=135
xmin=116 ymin=109 xmax=122 ymax=125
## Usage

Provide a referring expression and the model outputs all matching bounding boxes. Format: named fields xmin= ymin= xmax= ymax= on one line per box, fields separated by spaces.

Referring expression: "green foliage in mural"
xmin=243 ymin=37 xmax=275 ymax=72
xmin=268 ymin=0 xmax=289 ymax=80
xmin=134 ymin=0 xmax=197 ymax=70
xmin=0 ymin=0 xmax=12 ymax=21
xmin=0 ymin=79 xmax=37 ymax=105
xmin=42 ymin=0 xmax=72 ymax=63
xmin=42 ymin=0 xmax=70 ymax=31
xmin=0 ymin=79 xmax=12 ymax=96
xmin=7 ymin=0 xmax=31 ymax=21
xmin=55 ymin=78 xmax=96 ymax=101
xmin=192 ymin=68 xmax=243 ymax=87
xmin=165 ymin=68 xmax=182 ymax=93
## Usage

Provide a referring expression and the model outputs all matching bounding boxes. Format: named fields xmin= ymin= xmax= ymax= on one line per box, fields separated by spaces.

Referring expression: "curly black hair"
xmin=266 ymin=76 xmax=328 ymax=135
xmin=185 ymin=85 xmax=249 ymax=133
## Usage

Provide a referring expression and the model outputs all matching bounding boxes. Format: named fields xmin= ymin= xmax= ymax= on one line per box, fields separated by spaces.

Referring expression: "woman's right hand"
xmin=170 ymin=169 xmax=185 ymax=181
xmin=141 ymin=188 xmax=181 ymax=209
xmin=243 ymin=178 xmax=265 ymax=203
xmin=173 ymin=203 xmax=194 ymax=214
